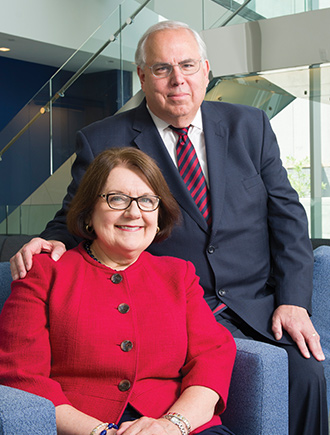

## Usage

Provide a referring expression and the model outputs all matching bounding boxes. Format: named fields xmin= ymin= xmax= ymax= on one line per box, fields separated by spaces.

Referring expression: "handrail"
xmin=220 ymin=0 xmax=253 ymax=26
xmin=0 ymin=0 xmax=152 ymax=161
xmin=211 ymin=0 xmax=263 ymax=24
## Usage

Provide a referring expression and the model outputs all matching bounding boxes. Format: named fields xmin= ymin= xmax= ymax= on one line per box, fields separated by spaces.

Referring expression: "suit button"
xmin=118 ymin=379 xmax=131 ymax=392
xmin=120 ymin=340 xmax=133 ymax=352
xmin=208 ymin=245 xmax=215 ymax=254
xmin=118 ymin=303 xmax=130 ymax=314
xmin=218 ymin=289 xmax=226 ymax=297
xmin=111 ymin=273 xmax=123 ymax=284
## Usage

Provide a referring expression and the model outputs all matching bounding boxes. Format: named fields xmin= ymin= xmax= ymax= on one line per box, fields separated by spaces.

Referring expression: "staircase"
xmin=0 ymin=0 xmax=328 ymax=234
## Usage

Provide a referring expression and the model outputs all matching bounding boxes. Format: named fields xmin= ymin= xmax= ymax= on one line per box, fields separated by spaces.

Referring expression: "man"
xmin=10 ymin=21 xmax=328 ymax=435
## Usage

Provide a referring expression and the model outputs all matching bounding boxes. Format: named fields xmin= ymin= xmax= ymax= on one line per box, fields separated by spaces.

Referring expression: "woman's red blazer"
xmin=0 ymin=244 xmax=236 ymax=430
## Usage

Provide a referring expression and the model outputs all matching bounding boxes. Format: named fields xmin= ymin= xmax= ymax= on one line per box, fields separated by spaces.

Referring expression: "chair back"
xmin=312 ymin=246 xmax=330 ymax=410
xmin=0 ymin=262 xmax=12 ymax=312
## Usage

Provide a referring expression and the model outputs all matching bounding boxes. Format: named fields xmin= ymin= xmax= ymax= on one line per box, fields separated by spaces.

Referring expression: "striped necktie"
xmin=170 ymin=125 xmax=211 ymax=225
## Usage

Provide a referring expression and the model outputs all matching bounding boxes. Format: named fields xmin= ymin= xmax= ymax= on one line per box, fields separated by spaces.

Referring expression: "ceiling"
xmin=0 ymin=30 xmax=135 ymax=75
xmin=0 ymin=0 xmax=260 ymax=75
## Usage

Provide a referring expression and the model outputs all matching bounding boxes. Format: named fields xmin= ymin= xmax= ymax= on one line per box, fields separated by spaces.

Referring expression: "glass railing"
xmin=206 ymin=62 xmax=330 ymax=239
xmin=0 ymin=0 xmax=158 ymax=233
xmin=149 ymin=0 xmax=330 ymax=31
xmin=5 ymin=0 xmax=329 ymax=167
xmin=202 ymin=0 xmax=330 ymax=28
xmin=0 ymin=204 xmax=62 ymax=235
xmin=200 ymin=2 xmax=330 ymax=238
xmin=0 ymin=0 xmax=155 ymax=162
xmin=2 ymin=0 xmax=330 ymax=235
xmin=264 ymin=64 xmax=330 ymax=238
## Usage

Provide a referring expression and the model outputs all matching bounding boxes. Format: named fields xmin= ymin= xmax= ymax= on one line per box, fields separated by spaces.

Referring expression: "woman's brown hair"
xmin=67 ymin=147 xmax=181 ymax=243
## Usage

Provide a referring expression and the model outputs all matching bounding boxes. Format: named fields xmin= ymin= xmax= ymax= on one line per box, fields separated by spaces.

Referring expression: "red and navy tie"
xmin=171 ymin=126 xmax=211 ymax=225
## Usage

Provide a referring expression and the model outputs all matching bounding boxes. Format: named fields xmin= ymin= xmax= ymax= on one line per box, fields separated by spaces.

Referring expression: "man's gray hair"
xmin=135 ymin=20 xmax=208 ymax=68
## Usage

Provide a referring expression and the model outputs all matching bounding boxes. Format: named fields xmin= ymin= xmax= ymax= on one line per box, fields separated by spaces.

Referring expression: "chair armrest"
xmin=0 ymin=343 xmax=289 ymax=435
xmin=222 ymin=338 xmax=289 ymax=435
xmin=0 ymin=385 xmax=56 ymax=434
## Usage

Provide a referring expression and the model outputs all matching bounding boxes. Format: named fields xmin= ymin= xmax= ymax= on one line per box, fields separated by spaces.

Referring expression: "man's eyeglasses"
xmin=147 ymin=59 xmax=202 ymax=78
xmin=99 ymin=193 xmax=161 ymax=212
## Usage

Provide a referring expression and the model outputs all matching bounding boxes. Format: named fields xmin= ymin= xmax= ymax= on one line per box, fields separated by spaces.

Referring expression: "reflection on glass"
xmin=2 ymin=0 xmax=330 ymax=237
xmin=206 ymin=0 xmax=330 ymax=28
xmin=207 ymin=64 xmax=330 ymax=237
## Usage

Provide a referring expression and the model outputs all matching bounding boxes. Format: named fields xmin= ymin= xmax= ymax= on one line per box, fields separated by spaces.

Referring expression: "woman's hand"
xmin=117 ymin=416 xmax=180 ymax=435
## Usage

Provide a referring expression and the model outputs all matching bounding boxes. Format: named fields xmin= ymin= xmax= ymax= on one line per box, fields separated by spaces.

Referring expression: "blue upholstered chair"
xmin=0 ymin=261 xmax=287 ymax=435
xmin=312 ymin=246 xmax=330 ymax=414
xmin=0 ymin=247 xmax=329 ymax=435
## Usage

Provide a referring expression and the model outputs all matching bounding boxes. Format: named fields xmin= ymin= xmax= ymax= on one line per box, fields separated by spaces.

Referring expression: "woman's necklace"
xmin=85 ymin=242 xmax=103 ymax=265
xmin=85 ymin=241 xmax=133 ymax=271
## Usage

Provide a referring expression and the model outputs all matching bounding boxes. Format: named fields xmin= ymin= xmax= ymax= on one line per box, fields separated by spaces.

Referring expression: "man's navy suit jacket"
xmin=42 ymin=99 xmax=314 ymax=344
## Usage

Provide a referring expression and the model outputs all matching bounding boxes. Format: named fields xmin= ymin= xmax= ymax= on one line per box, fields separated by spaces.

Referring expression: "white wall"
xmin=201 ymin=8 xmax=330 ymax=77
xmin=0 ymin=0 xmax=123 ymax=51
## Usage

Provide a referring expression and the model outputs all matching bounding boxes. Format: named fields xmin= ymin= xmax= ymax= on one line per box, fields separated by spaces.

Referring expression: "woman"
xmin=0 ymin=148 xmax=236 ymax=435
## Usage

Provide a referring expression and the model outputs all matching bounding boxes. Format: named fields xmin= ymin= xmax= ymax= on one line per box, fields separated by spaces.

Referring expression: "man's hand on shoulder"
xmin=272 ymin=304 xmax=325 ymax=361
xmin=10 ymin=238 xmax=66 ymax=280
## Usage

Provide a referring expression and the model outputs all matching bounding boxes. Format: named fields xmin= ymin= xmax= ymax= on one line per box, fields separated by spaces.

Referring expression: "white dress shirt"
xmin=147 ymin=106 xmax=209 ymax=186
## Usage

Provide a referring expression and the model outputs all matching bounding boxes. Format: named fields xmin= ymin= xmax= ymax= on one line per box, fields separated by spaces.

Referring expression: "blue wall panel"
xmin=0 ymin=56 xmax=132 ymax=213
xmin=0 ymin=56 xmax=56 ymax=132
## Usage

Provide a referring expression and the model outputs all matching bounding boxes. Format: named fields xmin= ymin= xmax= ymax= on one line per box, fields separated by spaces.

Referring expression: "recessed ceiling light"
xmin=0 ymin=47 xmax=10 ymax=52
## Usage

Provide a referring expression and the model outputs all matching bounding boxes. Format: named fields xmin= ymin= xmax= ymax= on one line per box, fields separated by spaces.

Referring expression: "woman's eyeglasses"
xmin=99 ymin=193 xmax=161 ymax=212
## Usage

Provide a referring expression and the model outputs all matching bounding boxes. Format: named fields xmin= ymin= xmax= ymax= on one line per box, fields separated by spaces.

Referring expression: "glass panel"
xmin=2 ymin=0 xmax=330 ymax=235
xmin=0 ymin=81 xmax=51 ymax=217
xmin=0 ymin=205 xmax=62 ymax=235
xmin=262 ymin=65 xmax=330 ymax=238
xmin=205 ymin=75 xmax=295 ymax=119
xmin=0 ymin=0 xmax=151 ymax=235
xmin=201 ymin=0 xmax=330 ymax=28
xmin=207 ymin=63 xmax=330 ymax=238
xmin=245 ymin=0 xmax=330 ymax=20
xmin=251 ymin=0 xmax=305 ymax=18
xmin=203 ymin=0 xmax=230 ymax=30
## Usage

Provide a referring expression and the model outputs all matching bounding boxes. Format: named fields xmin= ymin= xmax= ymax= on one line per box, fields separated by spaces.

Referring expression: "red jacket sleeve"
xmin=0 ymin=254 xmax=71 ymax=406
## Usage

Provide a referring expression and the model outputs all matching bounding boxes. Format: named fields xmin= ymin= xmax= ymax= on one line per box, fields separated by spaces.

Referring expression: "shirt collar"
xmin=146 ymin=105 xmax=203 ymax=132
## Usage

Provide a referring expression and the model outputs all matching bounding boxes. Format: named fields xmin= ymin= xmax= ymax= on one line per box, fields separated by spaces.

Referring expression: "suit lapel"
xmin=132 ymin=100 xmax=209 ymax=232
xmin=201 ymin=102 xmax=228 ymax=234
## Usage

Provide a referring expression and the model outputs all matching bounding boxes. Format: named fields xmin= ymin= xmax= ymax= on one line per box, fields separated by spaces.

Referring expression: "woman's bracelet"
xmin=90 ymin=422 xmax=119 ymax=435
xmin=164 ymin=413 xmax=191 ymax=433
xmin=162 ymin=413 xmax=191 ymax=435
